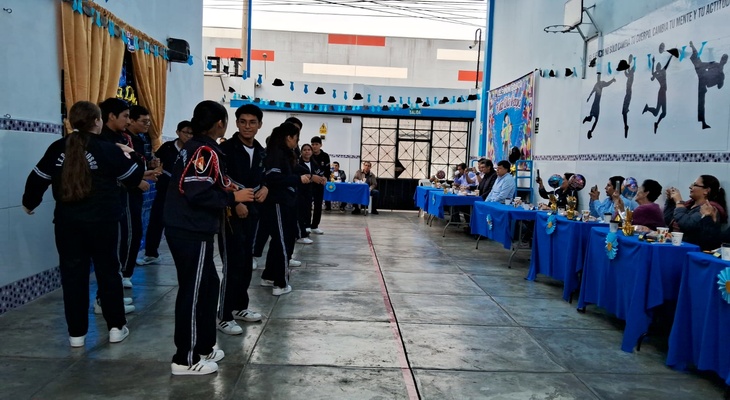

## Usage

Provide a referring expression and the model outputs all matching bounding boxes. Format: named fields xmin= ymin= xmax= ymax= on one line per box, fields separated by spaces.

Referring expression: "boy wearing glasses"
xmin=215 ymin=104 xmax=267 ymax=335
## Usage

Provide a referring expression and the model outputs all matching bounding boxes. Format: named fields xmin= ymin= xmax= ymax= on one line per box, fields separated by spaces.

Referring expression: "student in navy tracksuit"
xmin=295 ymin=143 xmax=325 ymax=242
xmin=121 ymin=105 xmax=159 ymax=277
xmin=216 ymin=104 xmax=267 ymax=335
xmin=139 ymin=120 xmax=193 ymax=265
xmin=164 ymin=101 xmax=254 ymax=376
xmin=99 ymin=98 xmax=148 ymax=290
xmin=260 ymin=122 xmax=307 ymax=295
xmin=22 ymin=101 xmax=144 ymax=347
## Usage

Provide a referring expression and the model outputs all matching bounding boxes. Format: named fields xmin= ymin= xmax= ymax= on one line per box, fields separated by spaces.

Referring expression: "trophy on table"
xmin=565 ymin=195 xmax=577 ymax=220
xmin=622 ymin=209 xmax=635 ymax=236
xmin=548 ymin=193 xmax=558 ymax=213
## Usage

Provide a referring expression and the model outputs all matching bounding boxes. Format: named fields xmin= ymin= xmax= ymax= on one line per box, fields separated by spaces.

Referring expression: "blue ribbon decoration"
xmin=546 ymin=214 xmax=557 ymax=235
xmin=326 ymin=182 xmax=336 ymax=192
xmin=332 ymin=89 xmax=337 ymax=99
xmin=290 ymin=81 xmax=294 ymax=91
xmin=303 ymin=84 xmax=308 ymax=94
xmin=343 ymin=91 xmax=348 ymax=100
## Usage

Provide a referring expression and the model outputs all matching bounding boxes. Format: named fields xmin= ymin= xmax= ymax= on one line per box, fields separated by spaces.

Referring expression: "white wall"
xmin=491 ymin=0 xmax=730 ymax=208
xmin=0 ymin=0 xmax=203 ymax=288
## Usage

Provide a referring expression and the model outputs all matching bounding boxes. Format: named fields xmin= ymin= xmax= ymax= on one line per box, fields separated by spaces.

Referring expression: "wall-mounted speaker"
xmin=167 ymin=38 xmax=190 ymax=63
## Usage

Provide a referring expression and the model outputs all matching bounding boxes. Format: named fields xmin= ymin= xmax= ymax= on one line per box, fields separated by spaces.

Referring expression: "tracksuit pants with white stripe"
xmin=167 ymin=231 xmax=219 ymax=366
xmin=120 ymin=191 xmax=143 ymax=278
xmin=260 ymin=203 xmax=295 ymax=288
xmin=56 ymin=221 xmax=127 ymax=337
xmin=218 ymin=214 xmax=256 ymax=321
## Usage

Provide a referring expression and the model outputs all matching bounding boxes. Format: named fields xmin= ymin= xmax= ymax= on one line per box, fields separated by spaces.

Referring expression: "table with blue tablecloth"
xmin=425 ymin=191 xmax=481 ymax=236
xmin=414 ymin=186 xmax=441 ymax=211
xmin=527 ymin=213 xmax=604 ymax=302
xmin=579 ymin=227 xmax=700 ymax=352
xmin=323 ymin=182 xmax=370 ymax=205
xmin=470 ymin=202 xmax=538 ymax=250
xmin=667 ymin=252 xmax=730 ymax=385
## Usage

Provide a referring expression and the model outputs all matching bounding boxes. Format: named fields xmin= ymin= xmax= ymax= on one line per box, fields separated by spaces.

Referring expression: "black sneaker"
xmin=351 ymin=209 xmax=361 ymax=215
xmin=371 ymin=210 xmax=379 ymax=215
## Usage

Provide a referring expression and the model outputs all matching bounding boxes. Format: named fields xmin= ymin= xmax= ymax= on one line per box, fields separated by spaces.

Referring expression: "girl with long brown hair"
xmin=22 ymin=100 xmax=145 ymax=347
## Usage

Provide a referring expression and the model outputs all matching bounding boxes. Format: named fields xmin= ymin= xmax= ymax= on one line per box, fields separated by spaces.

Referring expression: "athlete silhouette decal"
xmin=583 ymin=72 xmax=616 ymax=139
xmin=643 ymin=50 xmax=672 ymax=134
xmin=619 ymin=55 xmax=635 ymax=138
xmin=689 ymin=41 xmax=728 ymax=129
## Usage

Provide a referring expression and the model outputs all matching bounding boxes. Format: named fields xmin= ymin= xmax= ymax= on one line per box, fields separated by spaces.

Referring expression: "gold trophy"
xmin=548 ymin=193 xmax=558 ymax=213
xmin=565 ymin=195 xmax=577 ymax=220
xmin=622 ymin=209 xmax=634 ymax=236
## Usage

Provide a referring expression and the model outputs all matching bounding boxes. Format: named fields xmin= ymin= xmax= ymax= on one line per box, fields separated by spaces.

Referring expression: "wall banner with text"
xmin=487 ymin=71 xmax=535 ymax=162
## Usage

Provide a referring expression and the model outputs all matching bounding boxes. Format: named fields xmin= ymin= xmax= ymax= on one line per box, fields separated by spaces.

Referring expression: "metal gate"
xmin=360 ymin=117 xmax=470 ymax=179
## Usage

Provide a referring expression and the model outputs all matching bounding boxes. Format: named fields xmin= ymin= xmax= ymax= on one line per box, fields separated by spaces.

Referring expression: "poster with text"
xmin=487 ymin=71 xmax=535 ymax=163
xmin=580 ymin=0 xmax=730 ymax=153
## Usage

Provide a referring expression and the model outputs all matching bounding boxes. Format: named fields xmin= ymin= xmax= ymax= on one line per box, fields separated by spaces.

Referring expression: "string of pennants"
xmin=63 ymin=0 xmax=188 ymax=64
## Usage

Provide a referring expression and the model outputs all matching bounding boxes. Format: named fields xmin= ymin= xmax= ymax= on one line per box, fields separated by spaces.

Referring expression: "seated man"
xmin=485 ymin=160 xmax=516 ymax=203
xmin=452 ymin=163 xmax=477 ymax=190
xmin=331 ymin=161 xmax=346 ymax=182
xmin=536 ymin=172 xmax=579 ymax=209
xmin=589 ymin=176 xmax=639 ymax=218
xmin=476 ymin=159 xmax=497 ymax=200
xmin=352 ymin=161 xmax=379 ymax=215
xmin=615 ymin=179 xmax=665 ymax=231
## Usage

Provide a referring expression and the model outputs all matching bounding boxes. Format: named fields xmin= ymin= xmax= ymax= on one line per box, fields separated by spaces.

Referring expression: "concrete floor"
xmin=0 ymin=211 xmax=727 ymax=399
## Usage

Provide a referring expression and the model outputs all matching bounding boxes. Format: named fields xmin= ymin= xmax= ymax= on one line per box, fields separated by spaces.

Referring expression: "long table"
xmin=323 ymin=182 xmax=370 ymax=205
xmin=425 ymin=191 xmax=481 ymax=236
xmin=667 ymin=252 xmax=730 ymax=385
xmin=470 ymin=202 xmax=539 ymax=267
xmin=579 ymin=227 xmax=700 ymax=352
xmin=414 ymin=186 xmax=441 ymax=214
xmin=527 ymin=212 xmax=604 ymax=302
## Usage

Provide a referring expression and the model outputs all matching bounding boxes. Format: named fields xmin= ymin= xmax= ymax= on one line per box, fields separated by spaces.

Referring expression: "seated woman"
xmin=664 ymin=174 xmax=727 ymax=250
xmin=615 ymin=179 xmax=665 ymax=231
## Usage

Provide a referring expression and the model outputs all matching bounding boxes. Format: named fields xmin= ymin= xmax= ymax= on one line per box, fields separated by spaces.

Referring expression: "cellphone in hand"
xmin=536 ymin=169 xmax=541 ymax=179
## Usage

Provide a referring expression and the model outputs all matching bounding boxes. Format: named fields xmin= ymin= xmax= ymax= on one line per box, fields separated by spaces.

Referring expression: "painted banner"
xmin=580 ymin=0 xmax=730 ymax=152
xmin=487 ymin=71 xmax=535 ymax=162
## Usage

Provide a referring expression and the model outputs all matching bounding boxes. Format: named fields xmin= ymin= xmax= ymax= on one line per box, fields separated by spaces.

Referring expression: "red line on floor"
xmin=365 ymin=227 xmax=420 ymax=400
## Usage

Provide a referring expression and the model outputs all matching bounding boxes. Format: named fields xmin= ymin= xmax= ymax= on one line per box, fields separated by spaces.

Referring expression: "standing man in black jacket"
xmin=310 ymin=136 xmax=330 ymax=231
xmin=215 ymin=104 xmax=266 ymax=335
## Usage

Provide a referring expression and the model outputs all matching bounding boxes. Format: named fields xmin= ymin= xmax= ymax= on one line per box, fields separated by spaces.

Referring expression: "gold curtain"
xmin=61 ymin=5 xmax=124 ymax=124
xmin=132 ymin=51 xmax=167 ymax=150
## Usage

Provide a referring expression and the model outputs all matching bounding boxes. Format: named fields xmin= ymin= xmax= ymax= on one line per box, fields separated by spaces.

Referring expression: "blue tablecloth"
xmin=527 ymin=213 xmax=604 ymax=301
xmin=323 ymin=182 xmax=370 ymax=205
xmin=425 ymin=191 xmax=481 ymax=219
xmin=579 ymin=227 xmax=700 ymax=352
xmin=470 ymin=202 xmax=538 ymax=250
xmin=667 ymin=252 xmax=730 ymax=385
xmin=414 ymin=186 xmax=441 ymax=210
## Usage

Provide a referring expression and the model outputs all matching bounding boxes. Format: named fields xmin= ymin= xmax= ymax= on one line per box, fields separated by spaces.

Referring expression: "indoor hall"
xmin=0 ymin=211 xmax=725 ymax=399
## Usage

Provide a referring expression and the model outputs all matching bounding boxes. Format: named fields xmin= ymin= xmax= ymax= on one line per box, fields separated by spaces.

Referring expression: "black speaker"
xmin=167 ymin=38 xmax=190 ymax=63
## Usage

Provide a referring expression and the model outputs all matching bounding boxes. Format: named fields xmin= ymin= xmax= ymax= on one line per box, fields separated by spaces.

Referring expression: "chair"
xmin=418 ymin=179 xmax=432 ymax=186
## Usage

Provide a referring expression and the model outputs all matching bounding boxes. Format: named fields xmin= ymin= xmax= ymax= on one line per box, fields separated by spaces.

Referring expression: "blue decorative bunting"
xmin=647 ymin=53 xmax=652 ymax=69
xmin=206 ymin=59 xmax=213 ymax=70
xmin=698 ymin=41 xmax=707 ymax=58
xmin=607 ymin=61 xmax=612 ymax=74
xmin=367 ymin=94 xmax=371 ymax=103
xmin=680 ymin=45 xmax=687 ymax=62
xmin=108 ymin=20 xmax=115 ymax=37
xmin=257 ymin=74 xmax=263 ymax=85
xmin=303 ymin=84 xmax=308 ymax=94
xmin=187 ymin=55 xmax=193 ymax=65
xmin=133 ymin=36 xmax=139 ymax=51
xmin=95 ymin=10 xmax=102 ymax=27
xmin=290 ymin=81 xmax=294 ymax=91
xmin=378 ymin=95 xmax=382 ymax=103
xmin=343 ymin=91 xmax=348 ymax=100
xmin=332 ymin=89 xmax=337 ymax=99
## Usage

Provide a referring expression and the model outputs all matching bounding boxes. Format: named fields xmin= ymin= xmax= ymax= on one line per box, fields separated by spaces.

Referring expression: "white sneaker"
xmin=217 ymin=320 xmax=243 ymax=335
xmin=171 ymin=360 xmax=218 ymax=376
xmin=233 ymin=309 xmax=262 ymax=322
xmin=69 ymin=335 xmax=85 ymax=348
xmin=93 ymin=298 xmax=135 ymax=314
xmin=109 ymin=326 xmax=130 ymax=343
xmin=136 ymin=255 xmax=160 ymax=265
xmin=296 ymin=238 xmax=314 ymax=244
xmin=289 ymin=259 xmax=302 ymax=267
xmin=272 ymin=285 xmax=292 ymax=296
xmin=252 ymin=257 xmax=258 ymax=270
xmin=306 ymin=227 xmax=312 ymax=233
xmin=122 ymin=278 xmax=133 ymax=288
xmin=311 ymin=228 xmax=324 ymax=235
xmin=260 ymin=279 xmax=274 ymax=287
xmin=200 ymin=349 xmax=225 ymax=363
